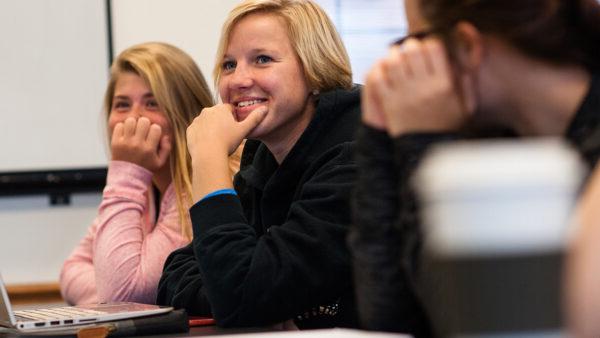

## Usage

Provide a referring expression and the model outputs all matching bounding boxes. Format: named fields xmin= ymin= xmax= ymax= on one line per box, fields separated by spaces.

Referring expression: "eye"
xmin=146 ymin=99 xmax=159 ymax=110
xmin=222 ymin=60 xmax=236 ymax=72
xmin=112 ymin=101 xmax=129 ymax=110
xmin=256 ymin=55 xmax=273 ymax=64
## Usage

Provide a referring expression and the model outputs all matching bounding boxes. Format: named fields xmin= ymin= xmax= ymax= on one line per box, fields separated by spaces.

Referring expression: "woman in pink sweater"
xmin=60 ymin=42 xmax=240 ymax=305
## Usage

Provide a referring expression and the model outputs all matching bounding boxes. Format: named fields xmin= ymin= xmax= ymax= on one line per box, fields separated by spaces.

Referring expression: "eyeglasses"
xmin=391 ymin=27 xmax=445 ymax=46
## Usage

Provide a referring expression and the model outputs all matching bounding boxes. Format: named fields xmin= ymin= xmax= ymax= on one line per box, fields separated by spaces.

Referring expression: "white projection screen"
xmin=0 ymin=0 xmax=111 ymax=196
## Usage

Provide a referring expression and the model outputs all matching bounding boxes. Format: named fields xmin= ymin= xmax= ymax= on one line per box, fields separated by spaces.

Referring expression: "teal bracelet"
xmin=200 ymin=188 xmax=237 ymax=202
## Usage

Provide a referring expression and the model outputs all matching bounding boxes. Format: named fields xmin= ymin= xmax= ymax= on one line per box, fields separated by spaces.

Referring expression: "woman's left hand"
xmin=364 ymin=38 xmax=475 ymax=137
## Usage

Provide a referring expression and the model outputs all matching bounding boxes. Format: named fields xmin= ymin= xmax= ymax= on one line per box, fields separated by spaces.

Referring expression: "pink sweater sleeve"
xmin=60 ymin=161 xmax=189 ymax=305
xmin=60 ymin=223 xmax=100 ymax=305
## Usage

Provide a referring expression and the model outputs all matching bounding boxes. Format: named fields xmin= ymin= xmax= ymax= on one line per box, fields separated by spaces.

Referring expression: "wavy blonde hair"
xmin=104 ymin=42 xmax=213 ymax=239
xmin=213 ymin=0 xmax=352 ymax=92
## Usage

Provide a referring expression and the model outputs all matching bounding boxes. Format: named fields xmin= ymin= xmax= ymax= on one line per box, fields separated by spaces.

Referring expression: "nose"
xmin=228 ymin=62 xmax=253 ymax=90
xmin=128 ymin=103 xmax=143 ymax=119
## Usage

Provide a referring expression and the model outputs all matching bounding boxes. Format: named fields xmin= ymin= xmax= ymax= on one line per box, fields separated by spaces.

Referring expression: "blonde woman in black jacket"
xmin=157 ymin=0 xmax=361 ymax=329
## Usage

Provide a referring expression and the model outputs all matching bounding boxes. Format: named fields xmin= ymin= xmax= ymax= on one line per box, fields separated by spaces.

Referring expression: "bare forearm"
xmin=191 ymin=150 xmax=233 ymax=202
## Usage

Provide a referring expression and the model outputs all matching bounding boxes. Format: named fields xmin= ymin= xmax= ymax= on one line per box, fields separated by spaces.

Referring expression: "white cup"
xmin=413 ymin=138 xmax=585 ymax=337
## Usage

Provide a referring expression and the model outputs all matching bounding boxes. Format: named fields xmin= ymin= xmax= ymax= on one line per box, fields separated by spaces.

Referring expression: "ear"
xmin=452 ymin=21 xmax=484 ymax=72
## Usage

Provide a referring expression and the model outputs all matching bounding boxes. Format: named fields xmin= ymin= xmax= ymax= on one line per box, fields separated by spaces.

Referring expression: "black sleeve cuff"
xmin=190 ymin=194 xmax=248 ymax=238
xmin=392 ymin=132 xmax=458 ymax=176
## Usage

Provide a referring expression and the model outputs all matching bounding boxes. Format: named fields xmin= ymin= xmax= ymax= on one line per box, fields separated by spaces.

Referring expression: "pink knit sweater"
xmin=59 ymin=161 xmax=189 ymax=305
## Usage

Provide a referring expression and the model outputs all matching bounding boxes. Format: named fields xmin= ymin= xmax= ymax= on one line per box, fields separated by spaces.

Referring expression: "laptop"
xmin=0 ymin=274 xmax=172 ymax=333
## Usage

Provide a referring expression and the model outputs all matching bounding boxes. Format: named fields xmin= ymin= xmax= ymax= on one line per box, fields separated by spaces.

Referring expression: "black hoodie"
xmin=157 ymin=86 xmax=361 ymax=329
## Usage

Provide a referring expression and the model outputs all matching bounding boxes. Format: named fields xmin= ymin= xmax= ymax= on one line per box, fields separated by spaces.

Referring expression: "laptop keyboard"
xmin=14 ymin=307 xmax=106 ymax=321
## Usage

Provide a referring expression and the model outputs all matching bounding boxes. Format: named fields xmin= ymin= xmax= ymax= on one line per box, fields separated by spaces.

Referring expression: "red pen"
xmin=188 ymin=317 xmax=215 ymax=326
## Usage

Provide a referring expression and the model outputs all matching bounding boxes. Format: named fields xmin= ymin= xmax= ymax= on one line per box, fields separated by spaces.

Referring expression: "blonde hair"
xmin=213 ymin=0 xmax=352 ymax=92
xmin=104 ymin=42 xmax=214 ymax=240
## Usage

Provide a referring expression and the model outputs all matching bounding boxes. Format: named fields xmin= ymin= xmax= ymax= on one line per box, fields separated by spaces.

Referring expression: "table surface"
xmin=0 ymin=324 xmax=274 ymax=337
xmin=1 ymin=304 xmax=410 ymax=338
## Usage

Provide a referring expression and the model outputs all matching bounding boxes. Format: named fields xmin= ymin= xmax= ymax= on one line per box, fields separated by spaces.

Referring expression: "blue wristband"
xmin=200 ymin=188 xmax=237 ymax=202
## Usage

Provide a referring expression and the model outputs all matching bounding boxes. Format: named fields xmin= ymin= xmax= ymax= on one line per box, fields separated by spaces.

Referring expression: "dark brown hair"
xmin=418 ymin=0 xmax=600 ymax=71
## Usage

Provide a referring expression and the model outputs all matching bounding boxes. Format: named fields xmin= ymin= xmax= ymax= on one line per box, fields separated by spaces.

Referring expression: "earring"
xmin=312 ymin=89 xmax=319 ymax=96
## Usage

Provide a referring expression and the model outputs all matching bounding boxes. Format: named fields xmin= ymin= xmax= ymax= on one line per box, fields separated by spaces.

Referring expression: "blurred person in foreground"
xmin=349 ymin=0 xmax=600 ymax=336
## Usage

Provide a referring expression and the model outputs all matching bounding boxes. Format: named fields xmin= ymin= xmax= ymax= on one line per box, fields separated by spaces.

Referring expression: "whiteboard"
xmin=111 ymin=0 xmax=240 ymax=94
xmin=0 ymin=0 xmax=110 ymax=173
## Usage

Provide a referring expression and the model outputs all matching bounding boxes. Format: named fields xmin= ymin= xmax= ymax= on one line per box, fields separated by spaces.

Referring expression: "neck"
xmin=152 ymin=161 xmax=172 ymax=196
xmin=263 ymin=98 xmax=316 ymax=164
xmin=492 ymin=56 xmax=591 ymax=136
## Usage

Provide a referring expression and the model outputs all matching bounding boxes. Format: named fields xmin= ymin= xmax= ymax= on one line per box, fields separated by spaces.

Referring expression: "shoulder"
xmin=298 ymin=86 xmax=362 ymax=160
xmin=313 ymin=140 xmax=356 ymax=167
xmin=318 ymin=85 xmax=361 ymax=111
xmin=302 ymin=141 xmax=356 ymax=188
xmin=316 ymin=85 xmax=362 ymax=125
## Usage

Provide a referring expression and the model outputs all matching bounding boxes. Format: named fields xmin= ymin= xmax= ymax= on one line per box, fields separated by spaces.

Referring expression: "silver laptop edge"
xmin=0 ymin=273 xmax=172 ymax=332
xmin=0 ymin=273 xmax=17 ymax=328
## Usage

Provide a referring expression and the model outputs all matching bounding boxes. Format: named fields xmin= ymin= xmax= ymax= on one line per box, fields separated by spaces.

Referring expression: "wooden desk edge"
xmin=5 ymin=282 xmax=63 ymax=305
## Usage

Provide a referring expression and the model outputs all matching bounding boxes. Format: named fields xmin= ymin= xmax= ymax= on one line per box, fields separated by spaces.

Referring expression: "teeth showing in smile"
xmin=237 ymin=99 xmax=264 ymax=107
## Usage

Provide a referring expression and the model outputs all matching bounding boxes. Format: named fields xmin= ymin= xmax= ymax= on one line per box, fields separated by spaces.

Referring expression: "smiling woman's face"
xmin=108 ymin=72 xmax=172 ymax=141
xmin=217 ymin=12 xmax=315 ymax=145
